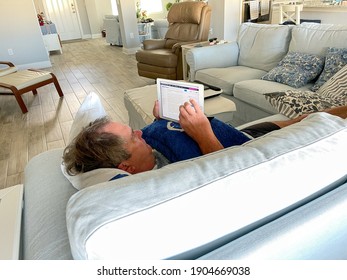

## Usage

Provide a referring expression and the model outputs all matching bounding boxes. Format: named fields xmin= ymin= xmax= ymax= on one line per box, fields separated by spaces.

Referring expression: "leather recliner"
xmin=135 ymin=2 xmax=212 ymax=80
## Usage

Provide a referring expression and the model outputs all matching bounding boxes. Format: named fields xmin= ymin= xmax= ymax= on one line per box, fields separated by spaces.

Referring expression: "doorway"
xmin=43 ymin=0 xmax=82 ymax=41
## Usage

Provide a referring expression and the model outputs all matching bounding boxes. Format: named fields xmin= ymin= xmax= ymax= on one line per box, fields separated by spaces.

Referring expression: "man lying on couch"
xmin=63 ymin=100 xmax=347 ymax=176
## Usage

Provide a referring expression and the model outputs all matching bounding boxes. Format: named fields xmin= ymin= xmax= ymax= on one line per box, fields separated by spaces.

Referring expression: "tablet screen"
xmin=157 ymin=79 xmax=204 ymax=121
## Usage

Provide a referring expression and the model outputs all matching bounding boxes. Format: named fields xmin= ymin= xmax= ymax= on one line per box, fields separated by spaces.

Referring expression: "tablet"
xmin=156 ymin=79 xmax=204 ymax=122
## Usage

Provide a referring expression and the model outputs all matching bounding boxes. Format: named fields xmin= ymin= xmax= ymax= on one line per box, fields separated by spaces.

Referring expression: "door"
xmin=43 ymin=0 xmax=82 ymax=41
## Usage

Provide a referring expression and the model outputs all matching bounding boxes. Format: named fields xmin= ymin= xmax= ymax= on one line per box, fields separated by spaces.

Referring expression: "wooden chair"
xmin=0 ymin=61 xmax=64 ymax=113
xmin=279 ymin=3 xmax=303 ymax=24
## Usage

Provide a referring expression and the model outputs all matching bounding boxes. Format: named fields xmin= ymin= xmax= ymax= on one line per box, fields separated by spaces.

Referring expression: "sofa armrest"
xmin=142 ymin=39 xmax=166 ymax=50
xmin=186 ymin=42 xmax=239 ymax=81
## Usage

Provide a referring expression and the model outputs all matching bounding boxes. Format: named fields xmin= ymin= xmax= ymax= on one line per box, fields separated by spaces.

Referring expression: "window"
xmin=111 ymin=0 xmax=118 ymax=15
xmin=140 ymin=0 xmax=163 ymax=13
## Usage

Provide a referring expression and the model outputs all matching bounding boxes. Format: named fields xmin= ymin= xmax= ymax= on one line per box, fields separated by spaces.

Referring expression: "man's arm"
xmin=179 ymin=99 xmax=224 ymax=154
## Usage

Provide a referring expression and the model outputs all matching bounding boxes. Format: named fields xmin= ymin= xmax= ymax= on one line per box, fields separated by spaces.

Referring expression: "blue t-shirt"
xmin=142 ymin=118 xmax=250 ymax=163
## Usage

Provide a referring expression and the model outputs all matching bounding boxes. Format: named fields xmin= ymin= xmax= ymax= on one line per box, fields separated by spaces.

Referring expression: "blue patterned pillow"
xmin=262 ymin=52 xmax=324 ymax=88
xmin=311 ymin=47 xmax=347 ymax=92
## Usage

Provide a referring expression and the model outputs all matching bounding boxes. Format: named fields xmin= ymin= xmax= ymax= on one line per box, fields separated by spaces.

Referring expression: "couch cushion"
xmin=261 ymin=52 xmax=324 ymax=88
xmin=195 ymin=66 xmax=266 ymax=95
xmin=265 ymin=89 xmax=347 ymax=119
xmin=66 ymin=113 xmax=347 ymax=260
xmin=311 ymin=47 xmax=347 ymax=92
xmin=289 ymin=23 xmax=347 ymax=56
xmin=23 ymin=148 xmax=77 ymax=260
xmin=199 ymin=180 xmax=347 ymax=260
xmin=233 ymin=79 xmax=311 ymax=114
xmin=237 ymin=23 xmax=292 ymax=72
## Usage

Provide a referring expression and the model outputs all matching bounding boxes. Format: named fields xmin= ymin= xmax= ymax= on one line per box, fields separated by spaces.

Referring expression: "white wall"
xmin=85 ymin=0 xmax=113 ymax=37
xmin=208 ymin=0 xmax=242 ymax=42
xmin=301 ymin=7 xmax=347 ymax=24
xmin=116 ymin=0 xmax=141 ymax=54
xmin=0 ymin=0 xmax=50 ymax=69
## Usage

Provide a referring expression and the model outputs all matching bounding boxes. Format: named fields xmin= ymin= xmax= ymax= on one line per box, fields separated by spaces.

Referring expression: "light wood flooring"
xmin=0 ymin=38 xmax=154 ymax=189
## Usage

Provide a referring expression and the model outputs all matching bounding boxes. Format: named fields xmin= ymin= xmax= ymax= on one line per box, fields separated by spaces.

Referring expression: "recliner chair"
xmin=135 ymin=1 xmax=211 ymax=80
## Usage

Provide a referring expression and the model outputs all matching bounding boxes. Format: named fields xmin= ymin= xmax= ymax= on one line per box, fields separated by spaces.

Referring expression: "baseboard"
xmin=91 ymin=33 xmax=102 ymax=39
xmin=17 ymin=60 xmax=52 ymax=70
xmin=82 ymin=34 xmax=92 ymax=39
xmin=122 ymin=47 xmax=141 ymax=55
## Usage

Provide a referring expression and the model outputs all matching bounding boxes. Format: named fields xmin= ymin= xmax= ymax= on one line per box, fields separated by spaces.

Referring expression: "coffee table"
xmin=124 ymin=84 xmax=236 ymax=129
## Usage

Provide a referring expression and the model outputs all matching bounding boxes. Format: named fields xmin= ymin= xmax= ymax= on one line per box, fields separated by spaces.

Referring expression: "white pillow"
xmin=61 ymin=164 xmax=129 ymax=190
xmin=68 ymin=92 xmax=107 ymax=143
xmin=62 ymin=92 xmax=130 ymax=190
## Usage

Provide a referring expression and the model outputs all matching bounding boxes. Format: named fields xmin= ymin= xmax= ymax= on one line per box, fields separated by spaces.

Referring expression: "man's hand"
xmin=152 ymin=100 xmax=160 ymax=120
xmin=179 ymin=99 xmax=224 ymax=154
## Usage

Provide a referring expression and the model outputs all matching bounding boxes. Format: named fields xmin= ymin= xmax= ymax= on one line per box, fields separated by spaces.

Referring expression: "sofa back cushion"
xmin=289 ymin=23 xmax=347 ymax=56
xmin=66 ymin=113 xmax=347 ymax=260
xmin=237 ymin=23 xmax=292 ymax=72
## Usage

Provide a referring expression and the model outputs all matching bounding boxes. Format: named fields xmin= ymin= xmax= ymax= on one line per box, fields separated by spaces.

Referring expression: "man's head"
xmin=63 ymin=117 xmax=155 ymax=175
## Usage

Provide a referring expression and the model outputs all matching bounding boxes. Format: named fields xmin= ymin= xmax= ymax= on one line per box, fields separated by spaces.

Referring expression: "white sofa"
xmin=20 ymin=92 xmax=347 ymax=260
xmin=186 ymin=23 xmax=347 ymax=125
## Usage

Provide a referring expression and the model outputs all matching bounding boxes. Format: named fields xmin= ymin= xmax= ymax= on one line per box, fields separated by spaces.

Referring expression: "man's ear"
xmin=117 ymin=161 xmax=135 ymax=174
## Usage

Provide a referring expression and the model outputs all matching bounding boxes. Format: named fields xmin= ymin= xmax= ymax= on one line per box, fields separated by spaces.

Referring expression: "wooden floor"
xmin=0 ymin=38 xmax=154 ymax=189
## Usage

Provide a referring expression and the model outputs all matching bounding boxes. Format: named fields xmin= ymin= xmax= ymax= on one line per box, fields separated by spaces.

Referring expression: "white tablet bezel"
xmin=156 ymin=78 xmax=204 ymax=122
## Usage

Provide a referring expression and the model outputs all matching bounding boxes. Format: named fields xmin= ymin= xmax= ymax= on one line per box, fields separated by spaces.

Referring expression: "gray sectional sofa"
xmin=186 ymin=22 xmax=347 ymax=125
xmin=21 ymin=92 xmax=347 ymax=260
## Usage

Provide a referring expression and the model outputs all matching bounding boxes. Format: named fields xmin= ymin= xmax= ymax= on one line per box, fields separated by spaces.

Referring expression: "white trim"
xmin=122 ymin=47 xmax=141 ymax=55
xmin=91 ymin=33 xmax=102 ymax=39
xmin=17 ymin=61 xmax=52 ymax=70
xmin=82 ymin=34 xmax=92 ymax=39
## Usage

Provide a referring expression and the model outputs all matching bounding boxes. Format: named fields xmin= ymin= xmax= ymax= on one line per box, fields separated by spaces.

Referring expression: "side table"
xmin=43 ymin=33 xmax=63 ymax=54
xmin=0 ymin=184 xmax=23 ymax=260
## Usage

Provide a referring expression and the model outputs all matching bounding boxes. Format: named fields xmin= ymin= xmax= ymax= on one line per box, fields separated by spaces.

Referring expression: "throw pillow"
xmin=311 ymin=47 xmax=347 ymax=92
xmin=262 ymin=52 xmax=325 ymax=88
xmin=68 ymin=92 xmax=107 ymax=143
xmin=61 ymin=164 xmax=129 ymax=190
xmin=265 ymin=90 xmax=346 ymax=119
xmin=317 ymin=64 xmax=347 ymax=100
xmin=141 ymin=118 xmax=250 ymax=163
xmin=62 ymin=92 xmax=130 ymax=190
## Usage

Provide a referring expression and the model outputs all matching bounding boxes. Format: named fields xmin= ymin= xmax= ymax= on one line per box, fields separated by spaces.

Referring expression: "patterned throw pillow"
xmin=311 ymin=47 xmax=347 ymax=92
xmin=265 ymin=90 xmax=346 ymax=119
xmin=262 ymin=52 xmax=325 ymax=88
xmin=317 ymin=64 xmax=347 ymax=100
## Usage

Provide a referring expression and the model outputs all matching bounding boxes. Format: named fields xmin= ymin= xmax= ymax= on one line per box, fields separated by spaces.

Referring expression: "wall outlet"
xmin=130 ymin=32 xmax=134 ymax=39
xmin=8 ymin=48 xmax=14 ymax=55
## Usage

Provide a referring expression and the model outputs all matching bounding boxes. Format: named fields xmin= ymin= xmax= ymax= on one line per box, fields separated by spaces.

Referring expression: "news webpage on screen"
xmin=157 ymin=79 xmax=204 ymax=121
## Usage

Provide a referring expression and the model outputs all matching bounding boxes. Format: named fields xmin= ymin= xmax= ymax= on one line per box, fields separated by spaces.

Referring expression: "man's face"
xmin=102 ymin=122 xmax=155 ymax=174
